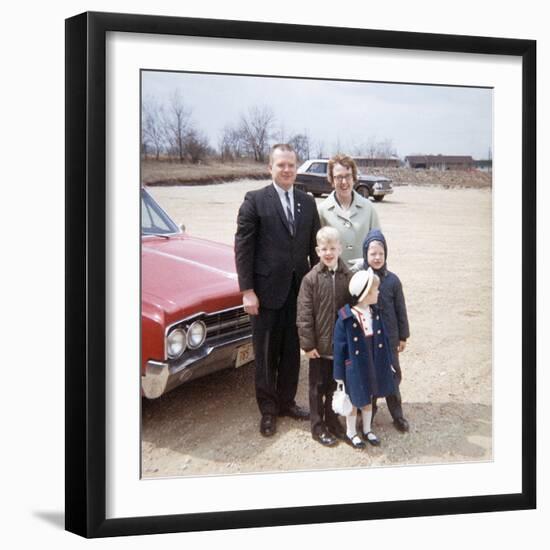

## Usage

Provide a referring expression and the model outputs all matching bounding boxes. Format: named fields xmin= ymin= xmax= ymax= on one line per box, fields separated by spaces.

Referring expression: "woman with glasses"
xmin=318 ymin=154 xmax=381 ymax=271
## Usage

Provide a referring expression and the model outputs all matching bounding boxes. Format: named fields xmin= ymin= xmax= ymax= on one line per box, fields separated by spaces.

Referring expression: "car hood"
xmin=142 ymin=234 xmax=242 ymax=324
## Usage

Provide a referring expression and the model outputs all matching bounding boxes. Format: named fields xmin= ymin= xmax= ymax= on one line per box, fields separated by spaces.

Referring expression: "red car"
xmin=141 ymin=188 xmax=253 ymax=399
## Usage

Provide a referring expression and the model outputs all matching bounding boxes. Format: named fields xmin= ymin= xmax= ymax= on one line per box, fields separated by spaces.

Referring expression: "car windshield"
xmin=306 ymin=162 xmax=327 ymax=175
xmin=141 ymin=188 xmax=180 ymax=235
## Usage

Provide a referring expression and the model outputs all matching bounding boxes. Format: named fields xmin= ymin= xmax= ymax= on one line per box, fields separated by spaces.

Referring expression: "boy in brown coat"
xmin=297 ymin=227 xmax=352 ymax=446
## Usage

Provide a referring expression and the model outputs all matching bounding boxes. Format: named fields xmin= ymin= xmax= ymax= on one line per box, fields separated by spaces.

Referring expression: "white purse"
xmin=332 ymin=382 xmax=353 ymax=416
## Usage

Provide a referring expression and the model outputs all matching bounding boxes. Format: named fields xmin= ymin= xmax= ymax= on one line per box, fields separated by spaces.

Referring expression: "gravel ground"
xmin=142 ymin=181 xmax=492 ymax=478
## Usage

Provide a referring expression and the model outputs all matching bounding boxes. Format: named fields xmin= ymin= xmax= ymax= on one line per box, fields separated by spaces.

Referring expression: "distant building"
xmin=405 ymin=155 xmax=474 ymax=170
xmin=353 ymin=156 xmax=400 ymax=168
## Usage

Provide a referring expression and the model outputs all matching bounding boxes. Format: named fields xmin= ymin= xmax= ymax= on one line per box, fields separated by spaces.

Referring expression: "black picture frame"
xmin=65 ymin=11 xmax=536 ymax=538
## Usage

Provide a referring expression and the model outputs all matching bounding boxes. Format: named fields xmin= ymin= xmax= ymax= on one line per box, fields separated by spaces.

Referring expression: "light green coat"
xmin=318 ymin=190 xmax=381 ymax=269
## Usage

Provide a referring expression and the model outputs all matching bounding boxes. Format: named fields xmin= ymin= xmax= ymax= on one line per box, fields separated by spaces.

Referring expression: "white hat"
xmin=349 ymin=268 xmax=374 ymax=302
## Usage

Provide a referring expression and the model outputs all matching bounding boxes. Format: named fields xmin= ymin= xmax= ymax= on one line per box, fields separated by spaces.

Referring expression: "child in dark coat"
xmin=333 ymin=268 xmax=396 ymax=449
xmin=363 ymin=229 xmax=410 ymax=432
xmin=297 ymin=226 xmax=352 ymax=447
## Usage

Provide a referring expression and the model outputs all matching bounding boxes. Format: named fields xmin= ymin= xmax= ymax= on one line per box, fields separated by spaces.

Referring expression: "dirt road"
xmin=142 ymin=181 xmax=492 ymax=477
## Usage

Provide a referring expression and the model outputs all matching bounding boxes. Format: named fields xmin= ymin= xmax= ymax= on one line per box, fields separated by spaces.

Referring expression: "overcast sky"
xmin=142 ymin=70 xmax=493 ymax=160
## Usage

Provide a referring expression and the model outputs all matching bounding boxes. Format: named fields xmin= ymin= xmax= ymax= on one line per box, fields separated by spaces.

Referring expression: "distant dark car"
xmin=295 ymin=159 xmax=393 ymax=201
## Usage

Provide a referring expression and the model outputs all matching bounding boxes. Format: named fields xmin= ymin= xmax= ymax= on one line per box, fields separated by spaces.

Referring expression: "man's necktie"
xmin=285 ymin=191 xmax=295 ymax=236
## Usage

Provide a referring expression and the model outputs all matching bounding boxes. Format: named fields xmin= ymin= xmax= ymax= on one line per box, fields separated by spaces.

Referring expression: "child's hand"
xmin=398 ymin=340 xmax=407 ymax=353
xmin=306 ymin=349 xmax=320 ymax=359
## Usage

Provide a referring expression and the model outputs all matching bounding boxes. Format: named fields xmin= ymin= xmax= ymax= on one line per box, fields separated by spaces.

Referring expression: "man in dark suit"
xmin=235 ymin=144 xmax=320 ymax=436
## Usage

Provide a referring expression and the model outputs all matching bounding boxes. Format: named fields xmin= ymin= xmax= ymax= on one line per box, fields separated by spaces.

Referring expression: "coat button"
xmin=377 ymin=330 xmax=381 ymax=334
xmin=353 ymin=323 xmax=357 ymax=328
xmin=378 ymin=343 xmax=383 ymax=348
xmin=376 ymin=316 xmax=380 ymax=320
xmin=355 ymin=350 xmax=359 ymax=355
xmin=353 ymin=337 xmax=358 ymax=342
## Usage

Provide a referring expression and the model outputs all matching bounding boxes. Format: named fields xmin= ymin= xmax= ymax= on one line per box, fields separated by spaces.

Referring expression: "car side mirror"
xmin=179 ymin=223 xmax=186 ymax=232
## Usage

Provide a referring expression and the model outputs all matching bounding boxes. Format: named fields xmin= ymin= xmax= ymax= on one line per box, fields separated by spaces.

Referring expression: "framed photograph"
xmin=65 ymin=11 xmax=536 ymax=538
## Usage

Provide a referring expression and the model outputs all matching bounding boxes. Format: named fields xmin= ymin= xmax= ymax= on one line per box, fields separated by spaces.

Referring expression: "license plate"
xmin=235 ymin=343 xmax=254 ymax=368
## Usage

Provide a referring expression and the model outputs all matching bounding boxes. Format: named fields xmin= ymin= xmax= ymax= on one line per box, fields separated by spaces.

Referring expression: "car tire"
xmin=355 ymin=186 xmax=370 ymax=199
xmin=373 ymin=195 xmax=385 ymax=202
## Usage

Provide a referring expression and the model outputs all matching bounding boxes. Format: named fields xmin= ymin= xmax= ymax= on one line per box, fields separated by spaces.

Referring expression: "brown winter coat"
xmin=297 ymin=258 xmax=352 ymax=357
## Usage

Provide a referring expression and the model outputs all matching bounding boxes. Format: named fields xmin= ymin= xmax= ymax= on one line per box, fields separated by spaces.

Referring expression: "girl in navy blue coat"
xmin=334 ymin=268 xmax=396 ymax=449
xmin=363 ymin=229 xmax=410 ymax=432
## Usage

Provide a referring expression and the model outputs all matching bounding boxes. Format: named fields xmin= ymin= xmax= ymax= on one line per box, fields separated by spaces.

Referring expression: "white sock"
xmin=361 ymin=408 xmax=373 ymax=435
xmin=346 ymin=413 xmax=358 ymax=438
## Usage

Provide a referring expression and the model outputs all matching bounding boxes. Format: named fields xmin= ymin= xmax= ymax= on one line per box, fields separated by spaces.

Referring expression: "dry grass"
xmin=141 ymin=159 xmax=269 ymax=185
xmin=141 ymin=158 xmax=492 ymax=188
xmin=368 ymin=167 xmax=492 ymax=188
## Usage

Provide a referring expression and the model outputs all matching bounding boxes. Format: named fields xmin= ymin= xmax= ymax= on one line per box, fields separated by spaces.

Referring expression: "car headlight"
xmin=166 ymin=328 xmax=187 ymax=359
xmin=187 ymin=320 xmax=207 ymax=349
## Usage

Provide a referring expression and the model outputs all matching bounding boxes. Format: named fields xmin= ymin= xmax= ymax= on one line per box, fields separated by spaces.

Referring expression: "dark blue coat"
xmin=333 ymin=304 xmax=396 ymax=408
xmin=363 ymin=229 xmax=410 ymax=354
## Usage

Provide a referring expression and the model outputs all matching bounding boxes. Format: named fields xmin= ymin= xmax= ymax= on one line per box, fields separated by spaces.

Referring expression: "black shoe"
xmin=393 ymin=417 xmax=409 ymax=433
xmin=344 ymin=434 xmax=366 ymax=449
xmin=260 ymin=414 xmax=276 ymax=437
xmin=280 ymin=404 xmax=310 ymax=420
xmin=326 ymin=423 xmax=347 ymax=440
xmin=363 ymin=431 xmax=381 ymax=446
xmin=312 ymin=431 xmax=338 ymax=447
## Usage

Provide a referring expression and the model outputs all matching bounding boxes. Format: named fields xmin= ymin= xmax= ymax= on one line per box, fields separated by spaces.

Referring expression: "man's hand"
xmin=305 ymin=348 xmax=320 ymax=359
xmin=398 ymin=340 xmax=407 ymax=353
xmin=242 ymin=289 xmax=260 ymax=316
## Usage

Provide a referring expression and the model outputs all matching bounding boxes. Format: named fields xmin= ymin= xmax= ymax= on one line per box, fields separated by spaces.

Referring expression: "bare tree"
xmin=219 ymin=124 xmax=244 ymax=162
xmin=376 ymin=138 xmax=397 ymax=159
xmin=288 ymin=132 xmax=311 ymax=162
xmin=364 ymin=137 xmax=379 ymax=158
xmin=184 ymin=128 xmax=211 ymax=164
xmin=163 ymin=90 xmax=192 ymax=162
xmin=142 ymin=98 xmax=165 ymax=160
xmin=314 ymin=140 xmax=326 ymax=159
xmin=354 ymin=137 xmax=397 ymax=162
xmin=332 ymin=138 xmax=344 ymax=156
xmin=238 ymin=105 xmax=275 ymax=163
xmin=274 ymin=122 xmax=287 ymax=144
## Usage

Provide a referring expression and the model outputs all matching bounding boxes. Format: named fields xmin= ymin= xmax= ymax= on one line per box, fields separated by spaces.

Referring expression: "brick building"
xmin=405 ymin=155 xmax=474 ymax=170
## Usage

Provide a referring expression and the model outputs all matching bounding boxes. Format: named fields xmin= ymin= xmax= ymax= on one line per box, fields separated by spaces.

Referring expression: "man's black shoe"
xmin=260 ymin=414 xmax=276 ymax=437
xmin=279 ymin=404 xmax=310 ymax=420
xmin=312 ymin=431 xmax=338 ymax=447
xmin=393 ymin=417 xmax=410 ymax=433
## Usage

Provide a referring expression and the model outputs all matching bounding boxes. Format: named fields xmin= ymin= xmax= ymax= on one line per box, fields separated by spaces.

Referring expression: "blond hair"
xmin=316 ymin=226 xmax=341 ymax=245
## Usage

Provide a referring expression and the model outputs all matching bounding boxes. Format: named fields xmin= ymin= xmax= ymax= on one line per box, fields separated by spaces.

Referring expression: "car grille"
xmin=204 ymin=308 xmax=251 ymax=340
xmin=375 ymin=180 xmax=391 ymax=190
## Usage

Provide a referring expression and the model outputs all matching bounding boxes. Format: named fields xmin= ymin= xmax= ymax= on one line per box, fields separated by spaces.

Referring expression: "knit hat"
xmin=362 ymin=228 xmax=388 ymax=272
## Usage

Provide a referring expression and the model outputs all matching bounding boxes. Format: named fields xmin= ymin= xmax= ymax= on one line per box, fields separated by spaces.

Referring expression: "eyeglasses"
xmin=333 ymin=174 xmax=353 ymax=182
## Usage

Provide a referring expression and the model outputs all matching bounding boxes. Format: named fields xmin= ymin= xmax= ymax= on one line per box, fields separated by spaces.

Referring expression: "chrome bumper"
xmin=141 ymin=334 xmax=253 ymax=399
